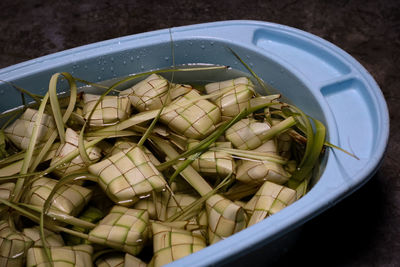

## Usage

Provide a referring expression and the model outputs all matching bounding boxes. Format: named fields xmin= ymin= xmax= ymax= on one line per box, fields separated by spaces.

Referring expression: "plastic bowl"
xmin=0 ymin=20 xmax=389 ymax=266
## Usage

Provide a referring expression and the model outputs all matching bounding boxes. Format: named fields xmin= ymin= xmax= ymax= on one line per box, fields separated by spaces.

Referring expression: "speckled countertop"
xmin=0 ymin=1 xmax=399 ymax=266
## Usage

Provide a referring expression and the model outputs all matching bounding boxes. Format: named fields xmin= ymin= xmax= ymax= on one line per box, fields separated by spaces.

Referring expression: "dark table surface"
xmin=1 ymin=1 xmax=399 ymax=266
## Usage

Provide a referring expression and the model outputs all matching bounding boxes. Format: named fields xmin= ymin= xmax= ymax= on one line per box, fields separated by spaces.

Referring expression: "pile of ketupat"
xmin=0 ymin=67 xmax=328 ymax=267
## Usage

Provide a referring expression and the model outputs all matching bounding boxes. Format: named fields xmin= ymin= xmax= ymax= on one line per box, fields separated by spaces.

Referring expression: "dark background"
xmin=1 ymin=0 xmax=399 ymax=266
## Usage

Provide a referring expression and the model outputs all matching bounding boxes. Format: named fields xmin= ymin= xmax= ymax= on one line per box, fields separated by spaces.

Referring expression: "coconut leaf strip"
xmin=211 ymin=147 xmax=288 ymax=164
xmin=29 ymin=131 xmax=59 ymax=172
xmin=284 ymin=105 xmax=314 ymax=169
xmin=19 ymin=203 xmax=96 ymax=229
xmin=0 ymin=199 xmax=88 ymax=239
xmin=292 ymin=118 xmax=325 ymax=182
xmin=0 ymin=171 xmax=42 ymax=180
xmin=0 ymin=131 xmax=7 ymax=159
xmin=85 ymin=130 xmax=141 ymax=138
xmin=78 ymin=129 xmax=92 ymax=165
xmin=19 ymin=94 xmax=49 ymax=175
xmin=0 ymin=147 xmax=28 ymax=166
xmin=324 ymin=141 xmax=359 ymax=160
xmin=0 ymin=198 xmax=45 ymax=223
xmin=49 ymin=73 xmax=66 ymax=143
xmin=30 ymin=73 xmax=77 ymax=172
xmin=10 ymin=93 xmax=49 ymax=205
xmin=0 ymin=143 xmax=58 ymax=179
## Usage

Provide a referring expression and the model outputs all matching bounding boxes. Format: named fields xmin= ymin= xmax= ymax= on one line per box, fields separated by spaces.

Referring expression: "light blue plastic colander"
xmin=0 ymin=20 xmax=389 ymax=266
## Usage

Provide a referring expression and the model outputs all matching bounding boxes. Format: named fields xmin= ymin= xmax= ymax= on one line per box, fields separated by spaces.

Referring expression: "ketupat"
xmin=83 ymin=94 xmax=131 ymax=127
xmin=205 ymin=194 xmax=247 ymax=244
xmin=51 ymin=128 xmax=102 ymax=177
xmin=88 ymin=147 xmax=166 ymax=206
xmin=88 ymin=206 xmax=149 ymax=255
xmin=187 ymin=140 xmax=235 ymax=178
xmin=205 ymin=77 xmax=255 ymax=120
xmin=24 ymin=177 xmax=92 ymax=216
xmin=151 ymin=222 xmax=206 ymax=267
xmin=4 ymin=108 xmax=56 ymax=150
xmin=0 ymin=220 xmax=33 ymax=267
xmin=120 ymin=74 xmax=171 ymax=112
xmin=26 ymin=244 xmax=93 ymax=267
xmin=160 ymin=90 xmax=221 ymax=139
xmin=236 ymin=140 xmax=291 ymax=185
xmin=244 ymin=181 xmax=296 ymax=226
xmin=225 ymin=117 xmax=296 ymax=150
